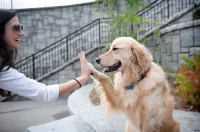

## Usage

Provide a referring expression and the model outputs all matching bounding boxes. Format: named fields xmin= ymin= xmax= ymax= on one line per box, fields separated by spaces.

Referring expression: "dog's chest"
xmin=122 ymin=89 xmax=139 ymax=107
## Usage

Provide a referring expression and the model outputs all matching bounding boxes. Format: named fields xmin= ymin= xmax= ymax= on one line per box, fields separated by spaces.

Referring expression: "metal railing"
xmin=134 ymin=0 xmax=200 ymax=39
xmin=15 ymin=0 xmax=199 ymax=80
xmin=15 ymin=18 xmax=113 ymax=79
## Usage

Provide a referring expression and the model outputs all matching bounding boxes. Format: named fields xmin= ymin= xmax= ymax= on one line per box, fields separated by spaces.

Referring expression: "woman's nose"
xmin=19 ymin=30 xmax=25 ymax=36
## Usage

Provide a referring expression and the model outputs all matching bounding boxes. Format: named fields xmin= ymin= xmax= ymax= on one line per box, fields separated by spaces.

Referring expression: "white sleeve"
xmin=0 ymin=67 xmax=59 ymax=102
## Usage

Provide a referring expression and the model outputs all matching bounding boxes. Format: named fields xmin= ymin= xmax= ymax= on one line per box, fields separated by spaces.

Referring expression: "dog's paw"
xmin=87 ymin=62 xmax=99 ymax=77
xmin=88 ymin=63 xmax=109 ymax=81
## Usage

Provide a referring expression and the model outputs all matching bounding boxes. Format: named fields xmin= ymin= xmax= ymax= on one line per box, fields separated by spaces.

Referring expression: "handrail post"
xmin=32 ymin=54 xmax=36 ymax=79
xmin=167 ymin=0 xmax=169 ymax=19
xmin=99 ymin=19 xmax=101 ymax=44
xmin=66 ymin=37 xmax=68 ymax=61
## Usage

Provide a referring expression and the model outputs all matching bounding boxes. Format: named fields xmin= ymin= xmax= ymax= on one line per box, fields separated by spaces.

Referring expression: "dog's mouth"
xmin=103 ymin=62 xmax=121 ymax=73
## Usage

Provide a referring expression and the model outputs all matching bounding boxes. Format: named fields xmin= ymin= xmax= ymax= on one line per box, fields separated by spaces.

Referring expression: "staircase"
xmin=134 ymin=0 xmax=200 ymax=39
xmin=15 ymin=18 xmax=113 ymax=80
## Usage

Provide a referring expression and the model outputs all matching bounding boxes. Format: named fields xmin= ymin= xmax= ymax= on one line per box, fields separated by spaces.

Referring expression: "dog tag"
xmin=127 ymin=85 xmax=134 ymax=90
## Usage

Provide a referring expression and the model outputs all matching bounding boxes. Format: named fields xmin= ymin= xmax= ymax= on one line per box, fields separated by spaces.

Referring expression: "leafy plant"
xmin=174 ymin=53 xmax=200 ymax=108
xmin=193 ymin=8 xmax=200 ymax=20
xmin=95 ymin=0 xmax=157 ymax=42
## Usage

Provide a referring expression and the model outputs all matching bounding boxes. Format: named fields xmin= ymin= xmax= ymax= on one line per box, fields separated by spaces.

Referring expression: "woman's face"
xmin=1 ymin=16 xmax=24 ymax=50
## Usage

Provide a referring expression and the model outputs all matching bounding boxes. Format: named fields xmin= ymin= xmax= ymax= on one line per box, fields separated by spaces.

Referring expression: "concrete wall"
xmin=15 ymin=0 xmax=157 ymax=62
xmin=15 ymin=2 xmax=108 ymax=61
xmin=39 ymin=6 xmax=200 ymax=84
xmin=145 ymin=7 xmax=200 ymax=71
xmin=15 ymin=1 xmax=200 ymax=69
xmin=15 ymin=1 xmax=200 ymax=81
xmin=40 ymin=46 xmax=107 ymax=85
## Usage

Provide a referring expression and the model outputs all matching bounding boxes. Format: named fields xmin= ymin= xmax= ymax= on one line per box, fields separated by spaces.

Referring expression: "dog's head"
xmin=96 ymin=37 xmax=153 ymax=75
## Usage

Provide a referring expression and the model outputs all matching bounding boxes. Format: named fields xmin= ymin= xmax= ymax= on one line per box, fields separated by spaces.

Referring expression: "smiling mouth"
xmin=14 ymin=39 xmax=20 ymax=42
xmin=103 ymin=62 xmax=121 ymax=73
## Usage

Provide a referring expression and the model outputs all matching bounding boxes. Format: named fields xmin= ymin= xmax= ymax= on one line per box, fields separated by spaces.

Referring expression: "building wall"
xmin=16 ymin=2 xmax=108 ymax=61
xmin=145 ymin=7 xmax=200 ymax=71
xmin=40 ymin=9 xmax=200 ymax=85
xmin=15 ymin=0 xmax=157 ymax=62
xmin=39 ymin=46 xmax=107 ymax=85
xmin=14 ymin=1 xmax=200 ymax=73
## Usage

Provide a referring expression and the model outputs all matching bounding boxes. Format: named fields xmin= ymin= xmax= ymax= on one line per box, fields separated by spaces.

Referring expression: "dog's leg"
xmin=159 ymin=119 xmax=180 ymax=132
xmin=88 ymin=63 xmax=119 ymax=107
xmin=171 ymin=120 xmax=180 ymax=132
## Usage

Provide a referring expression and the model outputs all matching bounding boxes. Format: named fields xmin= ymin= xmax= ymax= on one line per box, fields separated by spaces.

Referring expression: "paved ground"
xmin=27 ymin=84 xmax=200 ymax=132
xmin=0 ymin=94 xmax=70 ymax=132
xmin=1 ymin=84 xmax=200 ymax=132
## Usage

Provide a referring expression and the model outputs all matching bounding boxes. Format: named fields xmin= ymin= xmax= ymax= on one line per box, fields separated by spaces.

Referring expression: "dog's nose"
xmin=96 ymin=58 xmax=100 ymax=64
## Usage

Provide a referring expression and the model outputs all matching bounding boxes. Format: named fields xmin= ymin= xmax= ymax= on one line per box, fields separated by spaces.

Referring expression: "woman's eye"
xmin=113 ymin=48 xmax=118 ymax=51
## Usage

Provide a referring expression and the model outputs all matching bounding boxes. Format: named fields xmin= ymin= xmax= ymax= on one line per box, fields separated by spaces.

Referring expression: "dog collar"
xmin=126 ymin=67 xmax=150 ymax=90
xmin=139 ymin=67 xmax=150 ymax=81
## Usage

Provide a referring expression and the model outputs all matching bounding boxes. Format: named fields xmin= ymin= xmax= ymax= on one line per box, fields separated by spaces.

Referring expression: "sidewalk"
xmin=26 ymin=84 xmax=200 ymax=132
xmin=0 ymin=94 xmax=70 ymax=132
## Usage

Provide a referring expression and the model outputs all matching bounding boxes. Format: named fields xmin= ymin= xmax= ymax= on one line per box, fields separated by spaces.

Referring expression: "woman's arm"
xmin=0 ymin=51 xmax=91 ymax=101
xmin=58 ymin=51 xmax=91 ymax=96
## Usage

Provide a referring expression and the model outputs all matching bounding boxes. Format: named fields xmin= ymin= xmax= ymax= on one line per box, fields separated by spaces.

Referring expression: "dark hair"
xmin=0 ymin=9 xmax=17 ymax=97
xmin=0 ymin=9 xmax=17 ymax=72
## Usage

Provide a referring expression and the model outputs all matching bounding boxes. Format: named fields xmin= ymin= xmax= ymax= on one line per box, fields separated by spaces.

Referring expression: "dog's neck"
xmin=126 ymin=67 xmax=150 ymax=90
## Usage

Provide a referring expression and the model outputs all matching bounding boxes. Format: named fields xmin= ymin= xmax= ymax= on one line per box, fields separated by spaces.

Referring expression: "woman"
xmin=0 ymin=9 xmax=91 ymax=101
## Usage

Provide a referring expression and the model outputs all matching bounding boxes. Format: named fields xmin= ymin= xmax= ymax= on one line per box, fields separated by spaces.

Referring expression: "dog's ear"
xmin=131 ymin=45 xmax=149 ymax=70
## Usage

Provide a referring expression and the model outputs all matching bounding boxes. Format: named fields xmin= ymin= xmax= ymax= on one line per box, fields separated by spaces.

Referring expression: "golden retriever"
xmin=88 ymin=37 xmax=180 ymax=132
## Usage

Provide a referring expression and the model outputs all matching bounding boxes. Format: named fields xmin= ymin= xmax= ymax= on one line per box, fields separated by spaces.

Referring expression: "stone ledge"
xmin=139 ymin=3 xmax=200 ymax=39
xmin=68 ymin=84 xmax=95 ymax=115
xmin=68 ymin=84 xmax=200 ymax=132
xmin=26 ymin=116 xmax=78 ymax=132
xmin=160 ymin=19 xmax=200 ymax=35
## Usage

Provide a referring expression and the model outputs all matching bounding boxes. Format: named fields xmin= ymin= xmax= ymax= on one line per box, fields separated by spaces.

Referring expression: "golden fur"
xmin=88 ymin=37 xmax=180 ymax=132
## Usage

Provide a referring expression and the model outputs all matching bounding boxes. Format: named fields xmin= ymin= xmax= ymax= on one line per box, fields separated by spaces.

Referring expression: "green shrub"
xmin=193 ymin=8 xmax=200 ymax=20
xmin=174 ymin=53 xmax=200 ymax=108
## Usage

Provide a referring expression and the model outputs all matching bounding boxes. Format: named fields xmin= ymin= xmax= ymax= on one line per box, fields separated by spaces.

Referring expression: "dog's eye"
xmin=113 ymin=48 xmax=118 ymax=51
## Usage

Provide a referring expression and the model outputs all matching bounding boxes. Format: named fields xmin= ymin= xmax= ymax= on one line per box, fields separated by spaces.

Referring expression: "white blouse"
xmin=0 ymin=67 xmax=59 ymax=102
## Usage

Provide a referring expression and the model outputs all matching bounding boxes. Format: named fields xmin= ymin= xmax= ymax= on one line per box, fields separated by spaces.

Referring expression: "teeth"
xmin=102 ymin=62 xmax=120 ymax=73
xmin=103 ymin=67 xmax=107 ymax=73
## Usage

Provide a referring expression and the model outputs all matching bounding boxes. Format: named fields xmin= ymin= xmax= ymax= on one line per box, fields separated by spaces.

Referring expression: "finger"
xmin=80 ymin=53 xmax=87 ymax=64
xmin=78 ymin=52 xmax=84 ymax=61
xmin=78 ymin=51 xmax=82 ymax=58
xmin=81 ymin=52 xmax=86 ymax=61
xmin=79 ymin=51 xmax=84 ymax=58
